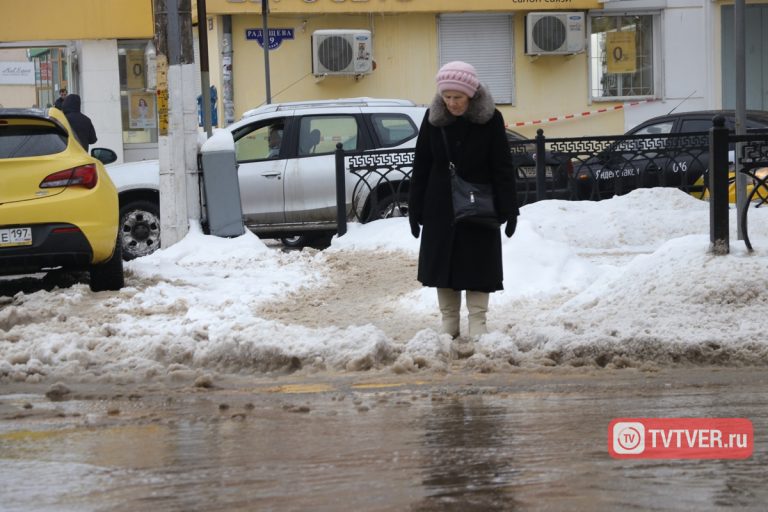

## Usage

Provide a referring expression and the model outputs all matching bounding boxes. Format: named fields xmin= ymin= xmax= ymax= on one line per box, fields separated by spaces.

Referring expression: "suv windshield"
xmin=0 ymin=124 xmax=67 ymax=158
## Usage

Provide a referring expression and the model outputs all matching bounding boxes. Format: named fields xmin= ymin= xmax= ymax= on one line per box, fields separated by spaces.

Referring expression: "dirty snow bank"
xmin=2 ymin=189 xmax=768 ymax=384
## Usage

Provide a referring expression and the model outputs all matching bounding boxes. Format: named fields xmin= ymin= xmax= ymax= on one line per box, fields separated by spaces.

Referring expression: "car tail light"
xmin=40 ymin=164 xmax=98 ymax=189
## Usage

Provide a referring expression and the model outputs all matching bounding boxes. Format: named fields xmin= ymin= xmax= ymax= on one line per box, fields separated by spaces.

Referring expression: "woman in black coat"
xmin=408 ymin=61 xmax=519 ymax=339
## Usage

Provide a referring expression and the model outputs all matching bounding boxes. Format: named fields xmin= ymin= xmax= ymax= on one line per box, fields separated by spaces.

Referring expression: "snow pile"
xmin=2 ymin=188 xmax=768 ymax=383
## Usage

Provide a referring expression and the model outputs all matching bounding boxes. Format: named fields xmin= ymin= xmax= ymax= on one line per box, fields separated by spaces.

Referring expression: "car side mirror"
xmin=91 ymin=147 xmax=118 ymax=165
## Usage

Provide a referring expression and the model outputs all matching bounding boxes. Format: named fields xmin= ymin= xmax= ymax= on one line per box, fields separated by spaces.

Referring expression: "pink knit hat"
xmin=435 ymin=61 xmax=480 ymax=98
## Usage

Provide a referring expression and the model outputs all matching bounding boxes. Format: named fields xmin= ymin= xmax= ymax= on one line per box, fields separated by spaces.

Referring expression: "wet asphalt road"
xmin=1 ymin=366 xmax=767 ymax=511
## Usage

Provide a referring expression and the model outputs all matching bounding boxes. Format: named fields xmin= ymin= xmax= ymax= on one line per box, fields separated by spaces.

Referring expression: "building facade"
xmin=202 ymin=0 xmax=767 ymax=138
xmin=2 ymin=0 xmax=766 ymax=164
xmin=0 ymin=0 xmax=155 ymax=163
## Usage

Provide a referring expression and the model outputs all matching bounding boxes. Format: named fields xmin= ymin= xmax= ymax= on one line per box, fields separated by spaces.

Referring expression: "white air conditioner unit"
xmin=312 ymin=30 xmax=373 ymax=76
xmin=526 ymin=12 xmax=586 ymax=55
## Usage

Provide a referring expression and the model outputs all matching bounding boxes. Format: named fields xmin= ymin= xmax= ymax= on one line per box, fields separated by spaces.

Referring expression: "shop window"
xmin=118 ymin=41 xmax=157 ymax=144
xmin=589 ymin=14 xmax=659 ymax=100
xmin=25 ymin=47 xmax=68 ymax=108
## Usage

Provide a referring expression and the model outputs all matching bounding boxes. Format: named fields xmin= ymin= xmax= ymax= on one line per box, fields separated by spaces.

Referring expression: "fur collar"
xmin=428 ymin=85 xmax=496 ymax=127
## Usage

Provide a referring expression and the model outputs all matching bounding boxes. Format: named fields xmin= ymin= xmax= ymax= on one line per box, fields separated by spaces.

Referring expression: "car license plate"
xmin=520 ymin=166 xmax=553 ymax=179
xmin=0 ymin=227 xmax=32 ymax=247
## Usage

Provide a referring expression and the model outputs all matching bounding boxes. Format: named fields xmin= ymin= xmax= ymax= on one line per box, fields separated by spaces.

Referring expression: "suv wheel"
xmin=89 ymin=237 xmax=125 ymax=292
xmin=373 ymin=192 xmax=409 ymax=220
xmin=280 ymin=232 xmax=334 ymax=249
xmin=280 ymin=235 xmax=309 ymax=248
xmin=120 ymin=200 xmax=161 ymax=260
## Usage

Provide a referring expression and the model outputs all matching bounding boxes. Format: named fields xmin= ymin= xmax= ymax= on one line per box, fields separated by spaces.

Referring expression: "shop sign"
xmin=606 ymin=31 xmax=637 ymax=74
xmin=0 ymin=62 xmax=35 ymax=85
xmin=39 ymin=62 xmax=51 ymax=81
xmin=129 ymin=92 xmax=157 ymax=129
xmin=127 ymin=50 xmax=146 ymax=89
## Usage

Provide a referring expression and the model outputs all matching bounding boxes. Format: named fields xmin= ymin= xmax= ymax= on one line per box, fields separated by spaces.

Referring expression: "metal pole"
xmin=335 ymin=143 xmax=347 ymax=237
xmin=535 ymin=128 xmax=546 ymax=202
xmin=709 ymin=115 xmax=729 ymax=255
xmin=154 ymin=0 xmax=199 ymax=248
xmin=262 ymin=0 xmax=272 ymax=104
xmin=197 ymin=0 xmax=212 ymax=137
xmin=221 ymin=15 xmax=235 ymax=126
xmin=734 ymin=0 xmax=747 ymax=240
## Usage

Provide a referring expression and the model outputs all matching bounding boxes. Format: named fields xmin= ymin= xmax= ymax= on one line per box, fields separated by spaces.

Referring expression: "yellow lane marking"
xmin=0 ymin=430 xmax=63 ymax=441
xmin=351 ymin=383 xmax=405 ymax=390
xmin=260 ymin=380 xmax=429 ymax=394
xmin=264 ymin=384 xmax=335 ymax=394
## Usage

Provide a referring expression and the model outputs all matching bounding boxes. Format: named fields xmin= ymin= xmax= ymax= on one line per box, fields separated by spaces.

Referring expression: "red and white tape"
xmin=509 ymin=100 xmax=653 ymax=127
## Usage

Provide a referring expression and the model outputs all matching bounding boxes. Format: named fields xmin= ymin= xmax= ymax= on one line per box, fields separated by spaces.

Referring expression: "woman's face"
xmin=441 ymin=91 xmax=470 ymax=116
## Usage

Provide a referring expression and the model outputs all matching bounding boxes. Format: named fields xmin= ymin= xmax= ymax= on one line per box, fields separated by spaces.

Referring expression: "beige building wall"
xmin=0 ymin=48 xmax=37 ymax=108
xmin=229 ymin=14 xmax=438 ymax=110
xmin=223 ymin=12 xmax=623 ymax=138
xmin=0 ymin=87 xmax=36 ymax=109
xmin=0 ymin=0 xmax=153 ymax=42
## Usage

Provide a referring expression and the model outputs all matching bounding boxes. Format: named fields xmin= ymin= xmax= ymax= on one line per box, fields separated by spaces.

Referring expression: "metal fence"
xmin=549 ymin=132 xmax=711 ymax=201
xmin=710 ymin=119 xmax=768 ymax=251
xmin=334 ymin=145 xmax=414 ymax=236
xmin=335 ymin=121 xmax=768 ymax=251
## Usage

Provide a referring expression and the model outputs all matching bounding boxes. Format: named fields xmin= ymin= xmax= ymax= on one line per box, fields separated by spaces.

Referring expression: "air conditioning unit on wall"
xmin=312 ymin=30 xmax=373 ymax=76
xmin=526 ymin=12 xmax=586 ymax=55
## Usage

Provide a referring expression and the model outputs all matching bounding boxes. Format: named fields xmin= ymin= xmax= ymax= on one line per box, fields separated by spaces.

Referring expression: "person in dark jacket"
xmin=54 ymin=88 xmax=67 ymax=110
xmin=61 ymin=93 xmax=97 ymax=152
xmin=408 ymin=61 xmax=519 ymax=340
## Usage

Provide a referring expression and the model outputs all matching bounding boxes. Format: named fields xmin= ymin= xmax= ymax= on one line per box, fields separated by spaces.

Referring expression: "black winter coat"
xmin=408 ymin=87 xmax=519 ymax=292
xmin=62 ymin=94 xmax=97 ymax=152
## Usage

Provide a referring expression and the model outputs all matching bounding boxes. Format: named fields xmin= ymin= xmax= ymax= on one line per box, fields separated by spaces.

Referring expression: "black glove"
xmin=504 ymin=216 xmax=518 ymax=238
xmin=409 ymin=217 xmax=421 ymax=238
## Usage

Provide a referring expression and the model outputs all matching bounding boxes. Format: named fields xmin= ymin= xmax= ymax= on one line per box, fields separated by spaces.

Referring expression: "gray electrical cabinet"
xmin=200 ymin=132 xmax=245 ymax=237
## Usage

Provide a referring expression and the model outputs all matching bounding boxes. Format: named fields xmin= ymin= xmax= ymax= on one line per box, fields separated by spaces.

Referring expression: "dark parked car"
xmin=572 ymin=110 xmax=768 ymax=200
xmin=506 ymin=128 xmax=573 ymax=205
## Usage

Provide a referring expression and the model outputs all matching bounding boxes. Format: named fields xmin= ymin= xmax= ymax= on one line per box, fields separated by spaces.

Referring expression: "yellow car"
xmin=0 ymin=107 xmax=124 ymax=291
xmin=691 ymin=167 xmax=768 ymax=204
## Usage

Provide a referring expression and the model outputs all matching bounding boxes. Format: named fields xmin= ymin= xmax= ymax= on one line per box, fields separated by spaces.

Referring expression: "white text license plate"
xmin=0 ymin=227 xmax=32 ymax=247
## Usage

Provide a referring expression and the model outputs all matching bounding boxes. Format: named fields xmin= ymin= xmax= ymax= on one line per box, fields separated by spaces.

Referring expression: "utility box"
xmin=200 ymin=130 xmax=245 ymax=237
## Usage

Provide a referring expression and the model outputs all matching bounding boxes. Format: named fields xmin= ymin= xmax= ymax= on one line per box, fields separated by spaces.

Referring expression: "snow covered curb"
xmin=2 ymin=189 xmax=768 ymax=384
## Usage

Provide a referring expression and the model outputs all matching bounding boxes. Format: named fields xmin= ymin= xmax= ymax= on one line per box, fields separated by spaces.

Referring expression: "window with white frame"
xmin=438 ymin=14 xmax=515 ymax=105
xmin=589 ymin=14 xmax=658 ymax=100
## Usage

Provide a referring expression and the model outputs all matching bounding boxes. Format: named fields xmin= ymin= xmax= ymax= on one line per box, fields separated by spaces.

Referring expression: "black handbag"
xmin=440 ymin=127 xmax=501 ymax=228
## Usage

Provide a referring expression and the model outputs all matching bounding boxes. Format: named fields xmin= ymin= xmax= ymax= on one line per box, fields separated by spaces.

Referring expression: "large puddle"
xmin=1 ymin=368 xmax=766 ymax=511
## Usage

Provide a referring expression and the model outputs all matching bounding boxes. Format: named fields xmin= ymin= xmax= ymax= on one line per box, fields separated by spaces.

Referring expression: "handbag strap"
xmin=439 ymin=127 xmax=458 ymax=176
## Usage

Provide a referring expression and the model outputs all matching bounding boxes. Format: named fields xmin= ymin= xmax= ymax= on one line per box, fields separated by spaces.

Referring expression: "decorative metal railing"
xmin=332 ymin=146 xmax=414 ymax=234
xmin=728 ymin=133 xmax=768 ymax=250
xmin=547 ymin=132 xmax=711 ymax=201
xmin=333 ymin=124 xmax=768 ymax=250
xmin=346 ymin=149 xmax=414 ymax=223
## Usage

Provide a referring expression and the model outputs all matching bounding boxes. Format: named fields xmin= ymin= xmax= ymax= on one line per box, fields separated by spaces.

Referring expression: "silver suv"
xmin=107 ymin=98 xmax=426 ymax=258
